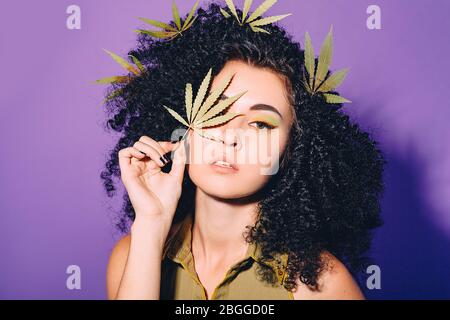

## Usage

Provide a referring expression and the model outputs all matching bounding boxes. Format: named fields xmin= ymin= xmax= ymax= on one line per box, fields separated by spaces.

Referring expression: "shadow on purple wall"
xmin=363 ymin=150 xmax=450 ymax=299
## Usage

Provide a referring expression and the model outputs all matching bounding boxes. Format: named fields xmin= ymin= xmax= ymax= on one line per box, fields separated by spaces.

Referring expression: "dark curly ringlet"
xmin=100 ymin=1 xmax=387 ymax=292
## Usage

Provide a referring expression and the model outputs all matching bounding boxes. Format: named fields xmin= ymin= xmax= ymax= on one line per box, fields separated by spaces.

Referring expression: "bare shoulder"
xmin=106 ymin=234 xmax=131 ymax=299
xmin=106 ymin=222 xmax=182 ymax=299
xmin=291 ymin=251 xmax=365 ymax=300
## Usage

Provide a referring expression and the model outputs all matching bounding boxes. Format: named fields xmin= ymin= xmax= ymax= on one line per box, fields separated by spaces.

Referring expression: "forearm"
xmin=115 ymin=218 xmax=170 ymax=300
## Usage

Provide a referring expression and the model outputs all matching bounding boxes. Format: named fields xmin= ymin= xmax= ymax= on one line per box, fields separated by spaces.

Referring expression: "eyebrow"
xmin=219 ymin=94 xmax=284 ymax=120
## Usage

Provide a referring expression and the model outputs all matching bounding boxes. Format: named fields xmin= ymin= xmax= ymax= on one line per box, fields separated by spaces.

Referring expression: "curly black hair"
xmin=99 ymin=1 xmax=387 ymax=292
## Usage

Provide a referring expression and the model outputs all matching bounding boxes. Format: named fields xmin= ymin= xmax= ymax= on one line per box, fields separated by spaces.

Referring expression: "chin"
xmin=203 ymin=188 xmax=250 ymax=200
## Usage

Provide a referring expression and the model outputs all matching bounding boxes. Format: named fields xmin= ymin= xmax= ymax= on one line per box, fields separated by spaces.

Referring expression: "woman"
xmin=101 ymin=2 xmax=386 ymax=300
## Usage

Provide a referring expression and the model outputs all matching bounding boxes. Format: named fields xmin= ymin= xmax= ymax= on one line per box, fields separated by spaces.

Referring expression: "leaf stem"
xmin=193 ymin=128 xmax=224 ymax=144
xmin=179 ymin=127 xmax=190 ymax=142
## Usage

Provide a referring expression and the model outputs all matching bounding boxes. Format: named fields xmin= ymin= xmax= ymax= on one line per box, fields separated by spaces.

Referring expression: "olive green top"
xmin=160 ymin=212 xmax=294 ymax=300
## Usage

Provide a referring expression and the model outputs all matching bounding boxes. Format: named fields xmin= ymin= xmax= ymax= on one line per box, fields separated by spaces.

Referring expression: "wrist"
xmin=131 ymin=216 xmax=171 ymax=247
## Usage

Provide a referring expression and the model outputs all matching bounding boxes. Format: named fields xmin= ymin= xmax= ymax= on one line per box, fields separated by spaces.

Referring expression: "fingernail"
xmin=160 ymin=156 xmax=168 ymax=164
xmin=163 ymin=154 xmax=171 ymax=163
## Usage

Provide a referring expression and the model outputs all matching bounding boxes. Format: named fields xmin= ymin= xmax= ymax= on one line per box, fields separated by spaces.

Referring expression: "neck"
xmin=191 ymin=188 xmax=260 ymax=267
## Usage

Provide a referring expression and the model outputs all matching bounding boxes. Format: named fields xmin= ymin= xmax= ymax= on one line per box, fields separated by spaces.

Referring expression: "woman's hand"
xmin=109 ymin=135 xmax=189 ymax=300
xmin=118 ymin=135 xmax=188 ymax=228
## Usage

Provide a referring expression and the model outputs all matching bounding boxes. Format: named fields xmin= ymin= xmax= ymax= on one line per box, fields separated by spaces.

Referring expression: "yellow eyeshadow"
xmin=250 ymin=114 xmax=281 ymax=127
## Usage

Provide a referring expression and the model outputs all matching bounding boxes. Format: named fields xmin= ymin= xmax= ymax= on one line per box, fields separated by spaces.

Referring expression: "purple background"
xmin=1 ymin=0 xmax=449 ymax=299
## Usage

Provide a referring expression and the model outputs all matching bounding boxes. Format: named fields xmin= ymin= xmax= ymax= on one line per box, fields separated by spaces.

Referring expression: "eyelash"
xmin=250 ymin=121 xmax=276 ymax=130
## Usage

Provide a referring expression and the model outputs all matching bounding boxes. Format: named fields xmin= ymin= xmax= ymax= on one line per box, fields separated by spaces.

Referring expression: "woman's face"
xmin=187 ymin=60 xmax=294 ymax=199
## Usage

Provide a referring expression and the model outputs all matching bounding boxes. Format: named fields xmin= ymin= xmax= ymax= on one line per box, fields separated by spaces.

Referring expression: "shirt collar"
xmin=163 ymin=212 xmax=289 ymax=284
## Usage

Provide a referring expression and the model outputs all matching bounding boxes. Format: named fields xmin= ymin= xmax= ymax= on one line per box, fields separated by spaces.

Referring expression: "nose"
xmin=220 ymin=124 xmax=241 ymax=149
xmin=223 ymin=132 xmax=238 ymax=147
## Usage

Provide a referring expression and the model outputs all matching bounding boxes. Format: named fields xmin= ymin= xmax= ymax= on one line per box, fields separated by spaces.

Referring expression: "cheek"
xmin=239 ymin=130 xmax=288 ymax=172
xmin=236 ymin=163 xmax=272 ymax=186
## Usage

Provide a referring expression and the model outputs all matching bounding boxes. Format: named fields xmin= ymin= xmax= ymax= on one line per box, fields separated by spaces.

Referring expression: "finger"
xmin=138 ymin=136 xmax=180 ymax=164
xmin=138 ymin=136 xmax=173 ymax=160
xmin=169 ymin=138 xmax=188 ymax=183
xmin=133 ymin=141 xmax=167 ymax=166
xmin=158 ymin=140 xmax=180 ymax=155
xmin=118 ymin=147 xmax=146 ymax=167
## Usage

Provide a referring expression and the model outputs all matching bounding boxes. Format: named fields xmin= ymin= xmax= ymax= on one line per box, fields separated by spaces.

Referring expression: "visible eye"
xmin=249 ymin=121 xmax=276 ymax=130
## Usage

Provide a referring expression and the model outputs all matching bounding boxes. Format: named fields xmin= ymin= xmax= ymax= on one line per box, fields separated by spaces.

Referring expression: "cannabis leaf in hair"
xmin=163 ymin=68 xmax=247 ymax=142
xmin=134 ymin=0 xmax=199 ymax=40
xmin=94 ymin=49 xmax=146 ymax=103
xmin=220 ymin=0 xmax=291 ymax=34
xmin=303 ymin=26 xmax=351 ymax=104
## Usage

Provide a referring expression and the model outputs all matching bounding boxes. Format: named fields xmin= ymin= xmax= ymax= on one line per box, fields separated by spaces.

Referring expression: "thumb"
xmin=169 ymin=137 xmax=188 ymax=183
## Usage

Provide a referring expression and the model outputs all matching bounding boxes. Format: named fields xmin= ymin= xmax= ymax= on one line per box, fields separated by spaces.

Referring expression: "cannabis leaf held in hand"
xmin=163 ymin=68 xmax=247 ymax=143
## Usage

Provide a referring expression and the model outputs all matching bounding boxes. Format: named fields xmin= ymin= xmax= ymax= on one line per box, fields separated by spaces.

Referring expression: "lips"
xmin=209 ymin=157 xmax=239 ymax=171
